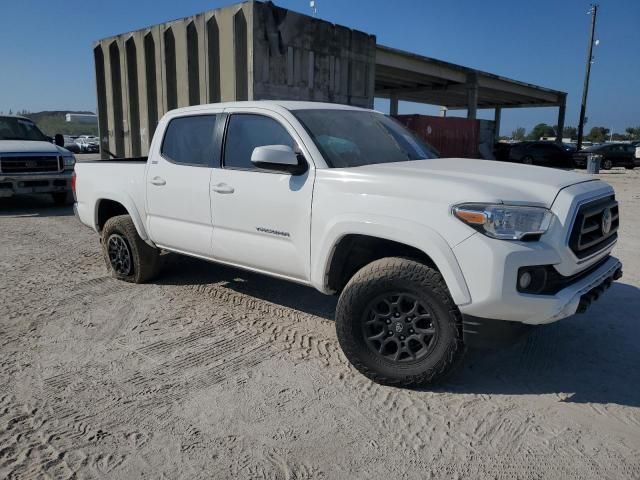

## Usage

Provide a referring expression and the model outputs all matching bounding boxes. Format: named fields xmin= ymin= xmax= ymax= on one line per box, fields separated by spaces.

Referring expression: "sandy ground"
xmin=1 ymin=166 xmax=639 ymax=479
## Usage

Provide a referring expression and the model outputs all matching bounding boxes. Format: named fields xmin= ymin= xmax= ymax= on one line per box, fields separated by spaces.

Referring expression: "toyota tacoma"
xmin=73 ymin=101 xmax=622 ymax=386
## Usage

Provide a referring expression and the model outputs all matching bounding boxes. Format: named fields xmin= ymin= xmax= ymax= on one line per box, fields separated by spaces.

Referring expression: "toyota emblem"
xmin=601 ymin=208 xmax=612 ymax=235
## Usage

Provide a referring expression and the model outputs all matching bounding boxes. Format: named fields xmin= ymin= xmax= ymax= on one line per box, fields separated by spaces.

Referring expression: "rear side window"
xmin=223 ymin=114 xmax=295 ymax=170
xmin=161 ymin=115 xmax=218 ymax=166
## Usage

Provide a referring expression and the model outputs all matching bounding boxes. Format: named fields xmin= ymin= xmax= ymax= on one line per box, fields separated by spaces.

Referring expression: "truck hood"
xmin=0 ymin=140 xmax=70 ymax=155
xmin=345 ymin=158 xmax=595 ymax=208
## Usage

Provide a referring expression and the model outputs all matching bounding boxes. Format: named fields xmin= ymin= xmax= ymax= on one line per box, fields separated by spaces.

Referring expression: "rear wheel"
xmin=602 ymin=158 xmax=613 ymax=170
xmin=52 ymin=191 xmax=73 ymax=206
xmin=522 ymin=156 xmax=534 ymax=165
xmin=102 ymin=214 xmax=160 ymax=283
xmin=335 ymin=257 xmax=465 ymax=387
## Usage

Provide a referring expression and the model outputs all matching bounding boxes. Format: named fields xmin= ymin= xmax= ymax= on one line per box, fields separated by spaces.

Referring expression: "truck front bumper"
xmin=453 ymin=232 xmax=622 ymax=326
xmin=0 ymin=172 xmax=73 ymax=197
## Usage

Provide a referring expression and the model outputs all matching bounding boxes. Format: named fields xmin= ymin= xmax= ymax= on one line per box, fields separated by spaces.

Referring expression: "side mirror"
xmin=251 ymin=145 xmax=307 ymax=174
xmin=54 ymin=133 xmax=65 ymax=147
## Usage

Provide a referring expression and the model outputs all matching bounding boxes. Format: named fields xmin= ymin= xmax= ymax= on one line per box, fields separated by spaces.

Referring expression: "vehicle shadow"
xmin=157 ymin=253 xmax=639 ymax=407
xmin=0 ymin=195 xmax=74 ymax=217
xmin=440 ymin=282 xmax=640 ymax=408
xmin=156 ymin=253 xmax=337 ymax=321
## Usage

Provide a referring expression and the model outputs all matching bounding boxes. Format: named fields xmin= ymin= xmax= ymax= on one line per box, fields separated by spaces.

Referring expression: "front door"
xmin=146 ymin=113 xmax=221 ymax=257
xmin=210 ymin=110 xmax=314 ymax=281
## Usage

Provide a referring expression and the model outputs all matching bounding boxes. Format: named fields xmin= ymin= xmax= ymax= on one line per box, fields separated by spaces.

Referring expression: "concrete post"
xmin=494 ymin=107 xmax=501 ymax=143
xmin=390 ymin=94 xmax=398 ymax=116
xmin=466 ymin=72 xmax=478 ymax=120
xmin=556 ymin=94 xmax=567 ymax=144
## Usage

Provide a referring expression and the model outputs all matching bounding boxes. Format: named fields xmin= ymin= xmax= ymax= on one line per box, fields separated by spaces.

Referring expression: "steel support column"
xmin=494 ymin=107 xmax=501 ymax=143
xmin=390 ymin=94 xmax=398 ymax=116
xmin=466 ymin=73 xmax=478 ymax=120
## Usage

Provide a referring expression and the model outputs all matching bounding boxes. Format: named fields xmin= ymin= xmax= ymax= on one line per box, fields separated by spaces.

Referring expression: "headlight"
xmin=452 ymin=203 xmax=554 ymax=240
xmin=63 ymin=155 xmax=76 ymax=168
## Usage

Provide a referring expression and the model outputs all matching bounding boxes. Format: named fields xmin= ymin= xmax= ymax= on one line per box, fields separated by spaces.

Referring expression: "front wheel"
xmin=602 ymin=159 xmax=613 ymax=170
xmin=335 ymin=258 xmax=465 ymax=387
xmin=522 ymin=156 xmax=534 ymax=165
xmin=102 ymin=214 xmax=160 ymax=283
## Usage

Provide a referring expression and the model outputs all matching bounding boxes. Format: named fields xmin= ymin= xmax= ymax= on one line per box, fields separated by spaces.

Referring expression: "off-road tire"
xmin=101 ymin=214 xmax=160 ymax=283
xmin=335 ymin=257 xmax=465 ymax=387
xmin=52 ymin=191 xmax=74 ymax=206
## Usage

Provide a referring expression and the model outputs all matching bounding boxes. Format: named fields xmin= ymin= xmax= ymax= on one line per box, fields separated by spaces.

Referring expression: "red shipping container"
xmin=394 ymin=114 xmax=479 ymax=158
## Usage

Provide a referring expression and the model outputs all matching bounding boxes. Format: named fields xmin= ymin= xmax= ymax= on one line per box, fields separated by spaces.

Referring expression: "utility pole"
xmin=577 ymin=4 xmax=598 ymax=150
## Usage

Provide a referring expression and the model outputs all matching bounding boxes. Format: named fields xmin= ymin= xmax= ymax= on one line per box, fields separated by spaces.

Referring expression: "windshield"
xmin=0 ymin=117 xmax=48 ymax=141
xmin=293 ymin=109 xmax=438 ymax=168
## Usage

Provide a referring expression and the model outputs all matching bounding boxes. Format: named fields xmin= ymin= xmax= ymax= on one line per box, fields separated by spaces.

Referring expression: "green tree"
xmin=511 ymin=127 xmax=526 ymax=141
xmin=527 ymin=123 xmax=555 ymax=140
xmin=563 ymin=126 xmax=577 ymax=140
xmin=586 ymin=126 xmax=610 ymax=143
xmin=625 ymin=126 xmax=640 ymax=140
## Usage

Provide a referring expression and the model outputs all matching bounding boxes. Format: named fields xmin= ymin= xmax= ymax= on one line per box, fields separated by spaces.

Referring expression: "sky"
xmin=0 ymin=0 xmax=638 ymax=136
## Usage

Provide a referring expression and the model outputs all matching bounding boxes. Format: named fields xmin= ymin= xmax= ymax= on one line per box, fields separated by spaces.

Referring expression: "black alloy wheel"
xmin=362 ymin=292 xmax=437 ymax=363
xmin=107 ymin=233 xmax=133 ymax=276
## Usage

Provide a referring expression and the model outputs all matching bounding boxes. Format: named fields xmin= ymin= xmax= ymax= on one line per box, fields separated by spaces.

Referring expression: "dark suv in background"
xmin=508 ymin=141 xmax=576 ymax=167
xmin=573 ymin=143 xmax=638 ymax=170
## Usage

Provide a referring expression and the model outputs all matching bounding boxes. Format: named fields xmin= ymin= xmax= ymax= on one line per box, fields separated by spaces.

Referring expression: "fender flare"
xmin=312 ymin=215 xmax=472 ymax=306
xmin=94 ymin=192 xmax=151 ymax=242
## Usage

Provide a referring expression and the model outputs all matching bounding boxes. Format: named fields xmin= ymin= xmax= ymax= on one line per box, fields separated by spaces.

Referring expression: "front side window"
xmin=293 ymin=109 xmax=438 ymax=168
xmin=161 ymin=115 xmax=218 ymax=166
xmin=223 ymin=114 xmax=295 ymax=170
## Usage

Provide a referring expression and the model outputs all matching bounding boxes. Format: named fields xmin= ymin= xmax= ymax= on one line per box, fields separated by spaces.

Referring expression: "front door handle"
xmin=212 ymin=183 xmax=234 ymax=194
xmin=150 ymin=176 xmax=166 ymax=186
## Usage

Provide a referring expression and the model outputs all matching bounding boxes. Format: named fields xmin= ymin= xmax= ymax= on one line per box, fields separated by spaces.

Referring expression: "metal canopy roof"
xmin=375 ymin=45 xmax=566 ymax=110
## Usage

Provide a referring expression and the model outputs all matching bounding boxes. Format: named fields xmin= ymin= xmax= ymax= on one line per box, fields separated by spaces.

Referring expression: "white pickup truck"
xmin=0 ymin=115 xmax=76 ymax=204
xmin=74 ymin=101 xmax=622 ymax=386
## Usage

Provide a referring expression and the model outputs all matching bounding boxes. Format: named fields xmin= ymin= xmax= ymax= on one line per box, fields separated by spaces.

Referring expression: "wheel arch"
xmin=313 ymin=218 xmax=471 ymax=306
xmin=94 ymin=194 xmax=150 ymax=242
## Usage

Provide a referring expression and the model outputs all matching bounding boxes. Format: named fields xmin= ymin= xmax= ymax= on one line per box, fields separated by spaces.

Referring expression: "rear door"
xmin=210 ymin=109 xmax=315 ymax=281
xmin=146 ymin=112 xmax=222 ymax=257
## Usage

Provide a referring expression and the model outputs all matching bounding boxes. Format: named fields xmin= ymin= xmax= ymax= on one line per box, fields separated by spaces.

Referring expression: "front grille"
xmin=0 ymin=155 xmax=61 ymax=174
xmin=569 ymin=195 xmax=619 ymax=259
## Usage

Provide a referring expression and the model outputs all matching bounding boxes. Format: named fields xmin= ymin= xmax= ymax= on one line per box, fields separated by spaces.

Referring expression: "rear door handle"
xmin=212 ymin=183 xmax=234 ymax=194
xmin=150 ymin=176 xmax=166 ymax=186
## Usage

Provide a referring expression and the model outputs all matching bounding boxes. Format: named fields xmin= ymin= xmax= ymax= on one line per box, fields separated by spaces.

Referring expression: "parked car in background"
xmin=631 ymin=141 xmax=640 ymax=161
xmin=76 ymin=136 xmax=99 ymax=153
xmin=508 ymin=141 xmax=576 ymax=167
xmin=573 ymin=143 xmax=638 ymax=170
xmin=63 ymin=135 xmax=81 ymax=153
xmin=493 ymin=142 xmax=513 ymax=161
xmin=0 ymin=115 xmax=75 ymax=204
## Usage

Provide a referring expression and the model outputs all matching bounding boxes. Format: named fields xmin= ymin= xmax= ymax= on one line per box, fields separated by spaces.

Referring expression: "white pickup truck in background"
xmin=74 ymin=101 xmax=623 ymax=386
xmin=0 ymin=115 xmax=76 ymax=204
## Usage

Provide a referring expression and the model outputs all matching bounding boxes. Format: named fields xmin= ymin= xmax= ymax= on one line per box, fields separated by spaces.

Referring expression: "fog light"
xmin=516 ymin=266 xmax=549 ymax=294
xmin=518 ymin=271 xmax=532 ymax=290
